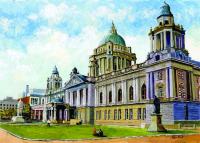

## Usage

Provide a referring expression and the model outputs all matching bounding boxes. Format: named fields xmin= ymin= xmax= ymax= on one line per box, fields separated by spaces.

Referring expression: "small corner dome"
xmin=52 ymin=97 xmax=63 ymax=103
xmin=99 ymin=22 xmax=126 ymax=47
xmin=158 ymin=1 xmax=173 ymax=18
xmin=52 ymin=66 xmax=59 ymax=74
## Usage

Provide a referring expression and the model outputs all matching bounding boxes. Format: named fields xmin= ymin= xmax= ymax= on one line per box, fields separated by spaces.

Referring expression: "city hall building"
xmin=31 ymin=2 xmax=200 ymax=126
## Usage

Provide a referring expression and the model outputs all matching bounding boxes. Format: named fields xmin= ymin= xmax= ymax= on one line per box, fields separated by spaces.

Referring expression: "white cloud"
xmin=40 ymin=2 xmax=72 ymax=25
xmin=125 ymin=34 xmax=149 ymax=63
xmin=186 ymin=25 xmax=200 ymax=61
xmin=0 ymin=18 xmax=11 ymax=32
xmin=94 ymin=6 xmax=133 ymax=22
xmin=0 ymin=25 xmax=103 ymax=100
xmin=28 ymin=13 xmax=38 ymax=21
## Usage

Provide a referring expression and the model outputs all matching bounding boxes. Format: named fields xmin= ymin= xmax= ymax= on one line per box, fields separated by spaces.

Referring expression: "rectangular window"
xmin=80 ymin=89 xmax=83 ymax=105
xmin=86 ymin=88 xmax=88 ymax=105
xmin=96 ymin=111 xmax=98 ymax=120
xmin=184 ymin=105 xmax=188 ymax=120
xmin=118 ymin=109 xmax=121 ymax=120
xmin=166 ymin=31 xmax=171 ymax=48
xmin=125 ymin=109 xmax=129 ymax=120
xmin=137 ymin=108 xmax=141 ymax=120
xmin=73 ymin=91 xmax=77 ymax=105
xmin=114 ymin=109 xmax=117 ymax=120
xmin=99 ymin=110 xmax=101 ymax=120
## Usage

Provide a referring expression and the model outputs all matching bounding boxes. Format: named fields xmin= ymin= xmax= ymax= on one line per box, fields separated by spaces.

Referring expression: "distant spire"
xmin=110 ymin=21 xmax=117 ymax=34
xmin=164 ymin=1 xmax=168 ymax=5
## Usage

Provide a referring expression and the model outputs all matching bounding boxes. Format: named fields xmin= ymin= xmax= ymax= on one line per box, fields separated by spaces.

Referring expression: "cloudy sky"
xmin=0 ymin=0 xmax=200 ymax=100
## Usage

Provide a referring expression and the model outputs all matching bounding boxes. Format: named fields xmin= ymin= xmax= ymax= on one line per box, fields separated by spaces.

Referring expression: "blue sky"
xmin=0 ymin=0 xmax=200 ymax=99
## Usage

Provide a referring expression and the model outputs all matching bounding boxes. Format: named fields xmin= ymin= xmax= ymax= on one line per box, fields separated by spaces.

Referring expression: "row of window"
xmin=96 ymin=108 xmax=146 ymax=120
xmin=0 ymin=104 xmax=17 ymax=107
xmin=99 ymin=84 xmax=146 ymax=104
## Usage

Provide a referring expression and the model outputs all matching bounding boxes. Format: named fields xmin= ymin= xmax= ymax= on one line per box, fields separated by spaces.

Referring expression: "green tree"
xmin=22 ymin=104 xmax=31 ymax=120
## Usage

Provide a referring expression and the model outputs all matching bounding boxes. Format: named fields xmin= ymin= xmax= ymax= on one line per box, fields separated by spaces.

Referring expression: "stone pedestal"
xmin=12 ymin=116 xmax=25 ymax=123
xmin=148 ymin=113 xmax=167 ymax=132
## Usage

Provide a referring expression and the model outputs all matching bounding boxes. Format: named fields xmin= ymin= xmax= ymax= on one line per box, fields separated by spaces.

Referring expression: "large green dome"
xmin=99 ymin=22 xmax=126 ymax=46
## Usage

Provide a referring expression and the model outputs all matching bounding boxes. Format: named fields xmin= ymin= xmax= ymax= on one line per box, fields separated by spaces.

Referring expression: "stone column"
xmin=43 ymin=106 xmax=47 ymax=122
xmin=160 ymin=32 xmax=163 ymax=50
xmin=150 ymin=35 xmax=153 ymax=52
xmin=34 ymin=110 xmax=37 ymax=120
xmin=70 ymin=91 xmax=73 ymax=106
xmin=146 ymin=73 xmax=150 ymax=100
xmin=112 ymin=83 xmax=116 ymax=104
xmin=169 ymin=67 xmax=175 ymax=98
xmin=190 ymin=72 xmax=195 ymax=101
xmin=170 ymin=30 xmax=174 ymax=47
xmin=38 ymin=110 xmax=41 ymax=120
xmin=150 ymin=72 xmax=155 ymax=99
xmin=116 ymin=57 xmax=119 ymax=70
xmin=83 ymin=88 xmax=87 ymax=106
xmin=135 ymin=77 xmax=139 ymax=102
xmin=111 ymin=57 xmax=113 ymax=71
xmin=132 ymin=78 xmax=136 ymax=101
xmin=98 ymin=59 xmax=100 ymax=75
xmin=51 ymin=108 xmax=53 ymax=120
xmin=153 ymin=35 xmax=156 ymax=51
xmin=164 ymin=30 xmax=166 ymax=49
xmin=65 ymin=90 xmax=69 ymax=104
xmin=77 ymin=90 xmax=80 ymax=107
xmin=103 ymin=86 xmax=107 ymax=105
xmin=88 ymin=84 xmax=94 ymax=106
xmin=54 ymin=106 xmax=56 ymax=120
xmin=166 ymin=68 xmax=170 ymax=98
xmin=95 ymin=87 xmax=98 ymax=107
xmin=122 ymin=80 xmax=127 ymax=104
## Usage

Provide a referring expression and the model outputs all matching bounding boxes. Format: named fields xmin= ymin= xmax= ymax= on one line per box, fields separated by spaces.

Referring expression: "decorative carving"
xmin=176 ymin=70 xmax=187 ymax=99
xmin=65 ymin=76 xmax=83 ymax=88
xmin=157 ymin=70 xmax=163 ymax=80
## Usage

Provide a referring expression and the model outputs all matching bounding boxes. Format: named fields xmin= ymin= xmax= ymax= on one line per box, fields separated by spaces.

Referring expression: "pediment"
xmin=65 ymin=75 xmax=84 ymax=88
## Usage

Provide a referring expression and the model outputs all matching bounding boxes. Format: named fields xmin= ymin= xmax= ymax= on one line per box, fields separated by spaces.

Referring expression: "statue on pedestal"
xmin=148 ymin=96 xmax=166 ymax=132
xmin=12 ymin=99 xmax=25 ymax=123
xmin=153 ymin=96 xmax=160 ymax=114
xmin=17 ymin=99 xmax=23 ymax=116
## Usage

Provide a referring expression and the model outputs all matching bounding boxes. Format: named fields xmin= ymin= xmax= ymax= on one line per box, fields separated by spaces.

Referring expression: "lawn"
xmin=0 ymin=124 xmax=197 ymax=140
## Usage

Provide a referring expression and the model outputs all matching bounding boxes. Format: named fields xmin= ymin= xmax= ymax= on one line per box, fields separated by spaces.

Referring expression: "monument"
xmin=148 ymin=96 xmax=167 ymax=132
xmin=12 ymin=99 xmax=25 ymax=123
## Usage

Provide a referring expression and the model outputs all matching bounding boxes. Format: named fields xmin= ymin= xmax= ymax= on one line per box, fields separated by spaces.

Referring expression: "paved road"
xmin=0 ymin=129 xmax=200 ymax=143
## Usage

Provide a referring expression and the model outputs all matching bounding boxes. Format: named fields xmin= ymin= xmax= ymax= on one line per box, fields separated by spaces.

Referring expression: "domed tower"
xmin=147 ymin=2 xmax=188 ymax=63
xmin=89 ymin=22 xmax=137 ymax=77
xmin=46 ymin=66 xmax=62 ymax=93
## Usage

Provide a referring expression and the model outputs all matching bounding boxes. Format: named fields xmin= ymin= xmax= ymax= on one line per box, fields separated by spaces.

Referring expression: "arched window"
xmin=99 ymin=92 xmax=103 ymax=104
xmin=109 ymin=91 xmax=112 ymax=103
xmin=118 ymin=89 xmax=122 ymax=102
xmin=141 ymin=84 xmax=146 ymax=99
xmin=129 ymin=86 xmax=133 ymax=101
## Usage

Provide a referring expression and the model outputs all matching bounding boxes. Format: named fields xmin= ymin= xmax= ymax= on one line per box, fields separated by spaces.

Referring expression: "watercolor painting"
xmin=0 ymin=0 xmax=199 ymax=143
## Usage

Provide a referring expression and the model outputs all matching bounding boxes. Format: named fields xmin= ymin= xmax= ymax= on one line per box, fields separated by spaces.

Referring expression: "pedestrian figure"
xmin=47 ymin=120 xmax=51 ymax=127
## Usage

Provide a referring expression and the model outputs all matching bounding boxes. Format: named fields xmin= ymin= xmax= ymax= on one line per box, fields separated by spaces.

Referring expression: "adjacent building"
xmin=0 ymin=97 xmax=18 ymax=110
